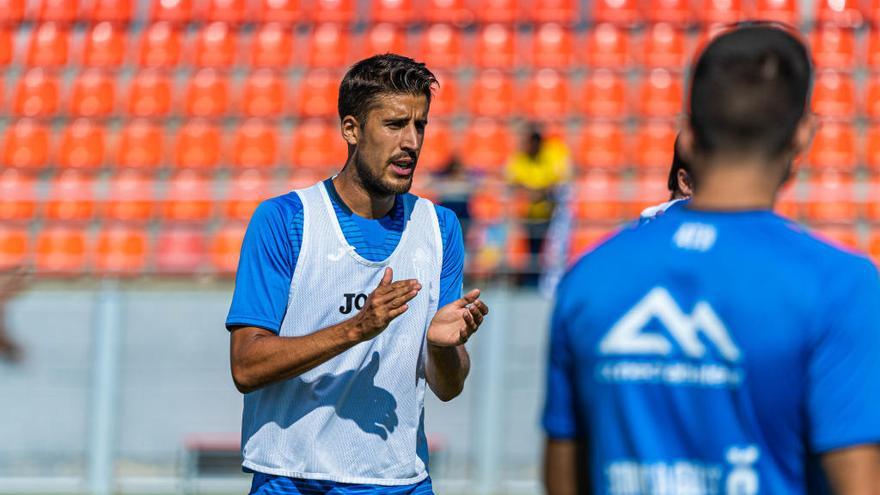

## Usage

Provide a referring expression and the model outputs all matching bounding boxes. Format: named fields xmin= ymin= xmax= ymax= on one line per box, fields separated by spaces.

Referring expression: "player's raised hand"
xmin=351 ymin=267 xmax=421 ymax=342
xmin=427 ymin=289 xmax=489 ymax=347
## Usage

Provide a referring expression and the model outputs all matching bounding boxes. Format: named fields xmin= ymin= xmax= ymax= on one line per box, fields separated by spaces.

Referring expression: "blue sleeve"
xmin=808 ymin=258 xmax=880 ymax=452
xmin=542 ymin=271 xmax=580 ymax=439
xmin=436 ymin=205 xmax=464 ymax=308
xmin=225 ymin=195 xmax=302 ymax=333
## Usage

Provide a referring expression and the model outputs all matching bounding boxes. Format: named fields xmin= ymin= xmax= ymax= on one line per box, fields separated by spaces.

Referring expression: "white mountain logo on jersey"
xmin=599 ymin=287 xmax=741 ymax=362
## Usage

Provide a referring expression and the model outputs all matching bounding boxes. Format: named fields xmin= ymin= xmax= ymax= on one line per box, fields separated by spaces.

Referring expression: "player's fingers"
xmin=387 ymin=304 xmax=409 ymax=319
xmin=473 ymin=299 xmax=489 ymax=316
xmin=468 ymin=304 xmax=484 ymax=327
xmin=387 ymin=287 xmax=420 ymax=308
xmin=459 ymin=289 xmax=481 ymax=307
xmin=379 ymin=267 xmax=393 ymax=286
xmin=462 ymin=307 xmax=477 ymax=332
xmin=377 ymin=281 xmax=421 ymax=303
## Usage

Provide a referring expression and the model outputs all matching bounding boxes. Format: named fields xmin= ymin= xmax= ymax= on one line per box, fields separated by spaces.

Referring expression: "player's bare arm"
xmin=230 ymin=267 xmax=419 ymax=393
xmin=424 ymin=288 xmax=489 ymax=401
xmin=543 ymin=438 xmax=580 ymax=495
xmin=821 ymin=444 xmax=880 ymax=495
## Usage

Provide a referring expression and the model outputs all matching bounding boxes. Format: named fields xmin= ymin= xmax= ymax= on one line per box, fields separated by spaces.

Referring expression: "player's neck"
xmin=332 ymin=168 xmax=395 ymax=219
xmin=688 ymin=160 xmax=785 ymax=212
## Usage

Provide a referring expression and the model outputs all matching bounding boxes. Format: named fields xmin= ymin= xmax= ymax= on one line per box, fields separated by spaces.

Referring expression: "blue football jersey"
xmin=544 ymin=207 xmax=880 ymax=494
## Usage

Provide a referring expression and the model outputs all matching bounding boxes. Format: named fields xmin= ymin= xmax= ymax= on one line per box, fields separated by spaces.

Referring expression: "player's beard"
xmin=354 ymin=153 xmax=414 ymax=196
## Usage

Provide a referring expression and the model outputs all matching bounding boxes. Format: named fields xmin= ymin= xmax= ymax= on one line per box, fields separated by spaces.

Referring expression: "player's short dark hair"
xmin=688 ymin=24 xmax=813 ymax=158
xmin=338 ymin=53 xmax=438 ymax=124
xmin=667 ymin=137 xmax=690 ymax=194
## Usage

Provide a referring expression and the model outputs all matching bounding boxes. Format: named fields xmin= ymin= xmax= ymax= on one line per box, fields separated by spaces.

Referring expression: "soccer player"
xmin=638 ymin=138 xmax=694 ymax=224
xmin=226 ymin=54 xmax=489 ymax=495
xmin=543 ymin=25 xmax=880 ymax=495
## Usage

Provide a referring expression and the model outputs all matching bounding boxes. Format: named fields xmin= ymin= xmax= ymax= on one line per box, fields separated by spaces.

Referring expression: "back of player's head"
xmin=338 ymin=53 xmax=438 ymax=124
xmin=688 ymin=24 xmax=813 ymax=158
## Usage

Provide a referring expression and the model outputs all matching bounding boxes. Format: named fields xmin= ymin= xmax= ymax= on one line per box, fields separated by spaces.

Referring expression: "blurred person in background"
xmin=0 ymin=267 xmax=26 ymax=363
xmin=225 ymin=54 xmax=488 ymax=495
xmin=505 ymin=124 xmax=572 ymax=286
xmin=434 ymin=155 xmax=472 ymax=237
xmin=543 ymin=24 xmax=880 ymax=495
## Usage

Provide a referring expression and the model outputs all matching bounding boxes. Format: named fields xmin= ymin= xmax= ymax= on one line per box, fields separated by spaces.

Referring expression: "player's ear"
xmin=791 ymin=112 xmax=818 ymax=158
xmin=341 ymin=115 xmax=360 ymax=147
xmin=678 ymin=122 xmax=698 ymax=165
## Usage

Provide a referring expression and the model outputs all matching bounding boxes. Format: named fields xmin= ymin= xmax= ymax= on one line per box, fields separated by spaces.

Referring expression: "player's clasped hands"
xmin=427 ymin=289 xmax=489 ymax=347
xmin=351 ymin=267 xmax=421 ymax=341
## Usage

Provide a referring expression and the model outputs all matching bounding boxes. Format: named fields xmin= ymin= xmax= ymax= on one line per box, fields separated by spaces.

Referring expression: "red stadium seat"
xmin=371 ymin=0 xmax=415 ymax=23
xmin=82 ymin=22 xmax=126 ymax=68
xmin=467 ymin=70 xmax=516 ymax=118
xmin=69 ymin=70 xmax=116 ymax=118
xmin=255 ymin=0 xmax=303 ymax=23
xmin=2 ymin=120 xmax=50 ymax=170
xmin=0 ymin=170 xmax=37 ymax=223
xmin=865 ymin=180 xmax=880 ymax=222
xmin=529 ymin=23 xmax=576 ymax=69
xmin=627 ymin=172 xmax=670 ymax=217
xmin=804 ymin=171 xmax=858 ymax=223
xmin=36 ymin=0 xmax=78 ymax=23
xmin=26 ymin=23 xmax=69 ymax=67
xmin=0 ymin=27 xmax=12 ymax=67
xmin=639 ymin=23 xmax=689 ymax=69
xmin=575 ymin=121 xmax=626 ymax=171
xmin=35 ymin=226 xmax=88 ymax=275
xmin=583 ymin=23 xmax=632 ymax=69
xmin=419 ymin=24 xmax=465 ymax=71
xmin=524 ymin=69 xmax=571 ymax=119
xmin=698 ymin=0 xmax=745 ymax=24
xmin=290 ymin=119 xmax=347 ymax=169
xmin=572 ymin=171 xmax=624 ymax=222
xmin=425 ymin=0 xmax=473 ymax=24
xmin=150 ymin=0 xmax=193 ymax=22
xmin=419 ymin=121 xmax=454 ymax=173
xmin=250 ymin=23 xmax=295 ymax=68
xmin=474 ymin=0 xmax=519 ymax=23
xmin=232 ymin=120 xmax=279 ymax=169
xmin=530 ymin=0 xmax=579 ymax=23
xmin=87 ymin=0 xmax=133 ymax=23
xmin=224 ymin=169 xmax=274 ymax=221
xmin=568 ymin=225 xmax=615 ymax=263
xmin=296 ymin=70 xmax=340 ymax=118
xmin=154 ymin=228 xmax=207 ymax=274
xmin=812 ymin=71 xmax=856 ymax=119
xmin=211 ymin=223 xmax=247 ymax=274
xmin=0 ymin=0 xmax=25 ymax=23
xmin=206 ymin=0 xmax=248 ymax=23
xmin=474 ymin=24 xmax=517 ymax=70
xmin=636 ymin=68 xmax=683 ymax=118
xmin=103 ymin=171 xmax=156 ymax=223
xmin=193 ymin=22 xmax=238 ymax=68
xmin=631 ymin=121 xmax=677 ymax=171
xmin=579 ymin=69 xmax=627 ymax=119
xmin=13 ymin=69 xmax=59 ymax=118
xmin=138 ymin=22 xmax=183 ymax=67
xmin=45 ymin=171 xmax=97 ymax=222
xmin=867 ymin=76 xmax=880 ymax=120
xmin=162 ymin=170 xmax=214 ymax=222
xmin=591 ymin=0 xmax=639 ymax=25
xmin=460 ymin=119 xmax=513 ymax=173
xmin=865 ymin=124 xmax=880 ymax=174
xmin=430 ymin=71 xmax=458 ymax=117
xmin=93 ymin=227 xmax=148 ymax=276
xmin=866 ymin=29 xmax=880 ymax=71
xmin=815 ymin=0 xmax=863 ymax=27
xmin=307 ymin=23 xmax=351 ymax=69
xmin=361 ymin=24 xmax=410 ymax=59
xmin=183 ymin=69 xmax=229 ymax=118
xmin=57 ymin=120 xmax=106 ymax=170
xmin=116 ymin=120 xmax=165 ymax=170
xmin=241 ymin=70 xmax=286 ymax=118
xmin=811 ymin=26 xmax=856 ymax=71
xmin=126 ymin=70 xmax=173 ymax=118
xmin=0 ymin=227 xmax=28 ymax=270
xmin=645 ymin=0 xmax=692 ymax=25
xmin=812 ymin=224 xmax=860 ymax=250
xmin=753 ymin=0 xmax=799 ymax=25
xmin=807 ymin=121 xmax=857 ymax=172
xmin=174 ymin=121 xmax=223 ymax=170
xmin=309 ymin=0 xmax=357 ymax=23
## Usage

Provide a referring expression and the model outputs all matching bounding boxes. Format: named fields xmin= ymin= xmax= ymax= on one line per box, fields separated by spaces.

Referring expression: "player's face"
xmin=354 ymin=93 xmax=429 ymax=196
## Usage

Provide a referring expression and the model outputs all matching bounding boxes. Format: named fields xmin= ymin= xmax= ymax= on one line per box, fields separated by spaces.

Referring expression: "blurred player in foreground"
xmin=543 ymin=24 xmax=880 ymax=495
xmin=226 ymin=54 xmax=488 ymax=495
xmin=638 ymin=138 xmax=694 ymax=224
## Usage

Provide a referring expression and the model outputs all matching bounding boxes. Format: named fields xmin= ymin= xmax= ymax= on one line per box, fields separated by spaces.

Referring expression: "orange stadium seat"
xmin=36 ymin=0 xmax=79 ymax=23
xmin=2 ymin=120 xmax=50 ymax=170
xmin=82 ymin=22 xmax=126 ymax=68
xmin=116 ymin=120 xmax=165 ymax=169
xmin=0 ymin=170 xmax=37 ymax=223
xmin=307 ymin=23 xmax=351 ymax=69
xmin=528 ymin=23 xmax=576 ymax=69
xmin=865 ymin=75 xmax=880 ymax=120
xmin=250 ymin=23 xmax=295 ymax=68
xmin=13 ymin=69 xmax=59 ymax=118
xmin=0 ymin=0 xmax=25 ymax=23
xmin=775 ymin=182 xmax=799 ymax=219
xmin=583 ymin=23 xmax=632 ymax=69
xmin=174 ymin=121 xmax=223 ymax=170
xmin=865 ymin=124 xmax=880 ymax=174
xmin=183 ymin=69 xmax=230 ymax=118
xmin=371 ymin=0 xmax=415 ymax=23
xmin=138 ymin=22 xmax=182 ymax=67
xmin=460 ymin=119 xmax=513 ymax=173
xmin=631 ymin=120 xmax=677 ymax=171
xmin=126 ymin=70 xmax=173 ymax=118
xmin=255 ymin=0 xmax=304 ymax=23
xmin=361 ymin=23 xmax=410 ymax=59
xmin=57 ymin=120 xmax=106 ymax=170
xmin=232 ymin=120 xmax=279 ymax=169
xmin=815 ymin=0 xmax=863 ymax=27
xmin=530 ymin=0 xmax=579 ymax=23
xmin=524 ymin=69 xmax=571 ymax=119
xmin=0 ymin=27 xmax=12 ymax=67
xmin=572 ymin=170 xmax=625 ymax=222
xmin=425 ymin=0 xmax=473 ymax=24
xmin=474 ymin=24 xmax=517 ymax=70
xmin=753 ymin=0 xmax=799 ymax=25
xmin=150 ymin=0 xmax=193 ymax=22
xmin=579 ymin=69 xmax=627 ymax=119
xmin=103 ymin=171 xmax=156 ymax=223
xmin=69 ymin=70 xmax=116 ymax=118
xmin=93 ymin=227 xmax=149 ymax=276
xmin=205 ymin=0 xmax=248 ymax=23
xmin=88 ymin=0 xmax=133 ymax=23
xmin=35 ymin=226 xmax=89 ymax=275
xmin=575 ymin=121 xmax=626 ymax=171
xmin=419 ymin=24 xmax=465 ymax=71
xmin=0 ymin=227 xmax=28 ymax=270
xmin=812 ymin=71 xmax=856 ymax=119
xmin=419 ymin=121 xmax=454 ymax=173
xmin=867 ymin=30 xmax=880 ymax=71
xmin=568 ymin=225 xmax=614 ymax=263
xmin=296 ymin=70 xmax=339 ymax=118
xmin=807 ymin=121 xmax=857 ymax=172
xmin=865 ymin=180 xmax=880 ymax=222
xmin=45 ymin=171 xmax=97 ymax=222
xmin=154 ymin=228 xmax=207 ymax=274
xmin=162 ymin=170 xmax=214 ymax=222
xmin=804 ymin=171 xmax=858 ymax=223
xmin=628 ymin=172 xmax=670 ymax=217
xmin=639 ymin=23 xmax=689 ymax=69
xmin=811 ymin=26 xmax=856 ymax=71
xmin=468 ymin=180 xmax=508 ymax=223
xmin=309 ymin=0 xmax=357 ymax=24
xmin=290 ymin=119 xmax=347 ymax=169
xmin=430 ymin=71 xmax=459 ymax=117
xmin=698 ymin=0 xmax=745 ymax=23
xmin=636 ymin=68 xmax=683 ymax=118
xmin=224 ymin=169 xmax=274 ymax=221
xmin=591 ymin=0 xmax=639 ymax=25
xmin=192 ymin=22 xmax=238 ymax=68
xmin=241 ymin=70 xmax=286 ymax=118
xmin=474 ymin=0 xmax=519 ymax=23
xmin=211 ymin=223 xmax=247 ymax=274
xmin=468 ymin=70 xmax=516 ymax=118
xmin=26 ymin=23 xmax=69 ymax=67
xmin=645 ymin=0 xmax=692 ymax=25
xmin=871 ymin=233 xmax=880 ymax=265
